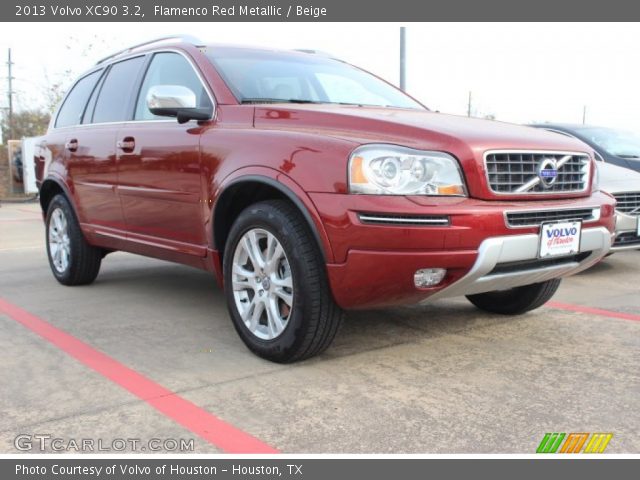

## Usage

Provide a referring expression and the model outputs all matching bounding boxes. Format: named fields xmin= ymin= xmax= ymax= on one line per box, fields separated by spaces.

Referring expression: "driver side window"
xmin=135 ymin=52 xmax=212 ymax=121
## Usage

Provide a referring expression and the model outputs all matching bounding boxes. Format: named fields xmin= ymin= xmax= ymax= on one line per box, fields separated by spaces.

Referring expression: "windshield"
xmin=206 ymin=47 xmax=425 ymax=110
xmin=579 ymin=127 xmax=640 ymax=159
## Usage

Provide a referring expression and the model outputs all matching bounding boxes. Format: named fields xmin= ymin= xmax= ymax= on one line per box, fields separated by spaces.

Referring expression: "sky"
xmin=1 ymin=22 xmax=639 ymax=131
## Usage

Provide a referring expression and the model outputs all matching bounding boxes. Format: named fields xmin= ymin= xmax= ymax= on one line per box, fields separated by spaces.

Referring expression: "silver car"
xmin=597 ymin=161 xmax=640 ymax=252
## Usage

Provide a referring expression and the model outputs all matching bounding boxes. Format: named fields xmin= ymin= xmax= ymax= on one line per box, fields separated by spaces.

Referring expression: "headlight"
xmin=348 ymin=145 xmax=466 ymax=196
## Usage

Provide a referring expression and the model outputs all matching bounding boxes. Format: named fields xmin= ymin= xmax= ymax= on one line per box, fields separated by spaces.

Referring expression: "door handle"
xmin=65 ymin=139 xmax=78 ymax=152
xmin=117 ymin=137 xmax=135 ymax=153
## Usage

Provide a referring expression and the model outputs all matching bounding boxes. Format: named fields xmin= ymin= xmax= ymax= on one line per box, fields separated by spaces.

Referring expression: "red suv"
xmin=36 ymin=36 xmax=616 ymax=362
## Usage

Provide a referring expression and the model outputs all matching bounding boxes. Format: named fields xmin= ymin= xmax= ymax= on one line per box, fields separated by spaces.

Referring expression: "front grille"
xmin=613 ymin=192 xmax=640 ymax=216
xmin=487 ymin=252 xmax=591 ymax=276
xmin=485 ymin=151 xmax=590 ymax=194
xmin=505 ymin=207 xmax=599 ymax=228
xmin=357 ymin=213 xmax=450 ymax=226
xmin=614 ymin=232 xmax=640 ymax=247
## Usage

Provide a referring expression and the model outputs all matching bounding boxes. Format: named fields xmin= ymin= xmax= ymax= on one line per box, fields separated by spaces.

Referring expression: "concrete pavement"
xmin=1 ymin=201 xmax=638 ymax=453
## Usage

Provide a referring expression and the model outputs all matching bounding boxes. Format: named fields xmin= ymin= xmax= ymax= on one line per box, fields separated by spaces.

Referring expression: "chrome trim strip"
xmin=503 ymin=205 xmax=601 ymax=229
xmin=483 ymin=149 xmax=592 ymax=196
xmin=358 ymin=214 xmax=450 ymax=226
xmin=422 ymin=227 xmax=611 ymax=302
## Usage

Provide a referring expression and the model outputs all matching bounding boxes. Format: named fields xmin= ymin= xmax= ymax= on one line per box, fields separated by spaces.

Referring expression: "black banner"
xmin=3 ymin=458 xmax=640 ymax=479
xmin=5 ymin=0 xmax=640 ymax=22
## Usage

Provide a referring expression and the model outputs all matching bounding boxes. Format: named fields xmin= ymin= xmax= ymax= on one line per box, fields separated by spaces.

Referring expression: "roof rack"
xmin=95 ymin=35 xmax=204 ymax=65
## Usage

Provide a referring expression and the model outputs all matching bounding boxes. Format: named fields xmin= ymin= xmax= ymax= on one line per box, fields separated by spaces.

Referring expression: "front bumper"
xmin=313 ymin=192 xmax=616 ymax=309
xmin=424 ymin=227 xmax=610 ymax=302
xmin=611 ymin=211 xmax=640 ymax=252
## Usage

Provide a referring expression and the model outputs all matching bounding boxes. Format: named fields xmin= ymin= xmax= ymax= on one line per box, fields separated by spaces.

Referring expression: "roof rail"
xmin=293 ymin=49 xmax=344 ymax=62
xmin=95 ymin=35 xmax=204 ymax=65
xmin=294 ymin=49 xmax=333 ymax=57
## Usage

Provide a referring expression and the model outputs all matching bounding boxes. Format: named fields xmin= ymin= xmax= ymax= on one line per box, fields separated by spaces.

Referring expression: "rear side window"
xmin=92 ymin=56 xmax=145 ymax=123
xmin=134 ymin=52 xmax=212 ymax=121
xmin=55 ymin=70 xmax=102 ymax=128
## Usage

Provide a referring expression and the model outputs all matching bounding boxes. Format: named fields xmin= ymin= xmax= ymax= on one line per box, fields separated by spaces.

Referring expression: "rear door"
xmin=66 ymin=56 xmax=145 ymax=235
xmin=51 ymin=69 xmax=103 ymax=223
xmin=116 ymin=51 xmax=213 ymax=252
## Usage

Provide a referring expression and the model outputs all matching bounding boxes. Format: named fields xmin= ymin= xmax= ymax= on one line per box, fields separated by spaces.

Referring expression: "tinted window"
xmin=93 ymin=56 xmax=145 ymax=123
xmin=55 ymin=70 xmax=102 ymax=128
xmin=135 ymin=52 xmax=212 ymax=121
xmin=207 ymin=48 xmax=424 ymax=110
xmin=579 ymin=127 xmax=640 ymax=158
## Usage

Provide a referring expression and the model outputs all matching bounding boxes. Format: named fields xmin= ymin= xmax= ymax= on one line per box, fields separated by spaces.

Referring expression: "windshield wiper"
xmin=240 ymin=98 xmax=321 ymax=104
xmin=616 ymin=154 xmax=640 ymax=159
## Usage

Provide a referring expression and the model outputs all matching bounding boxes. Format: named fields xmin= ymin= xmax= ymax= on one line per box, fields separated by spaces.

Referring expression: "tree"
xmin=1 ymin=109 xmax=50 ymax=143
xmin=41 ymin=34 xmax=112 ymax=114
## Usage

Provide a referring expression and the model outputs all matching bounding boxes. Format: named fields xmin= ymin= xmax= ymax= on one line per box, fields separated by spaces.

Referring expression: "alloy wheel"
xmin=231 ymin=228 xmax=294 ymax=340
xmin=48 ymin=207 xmax=71 ymax=273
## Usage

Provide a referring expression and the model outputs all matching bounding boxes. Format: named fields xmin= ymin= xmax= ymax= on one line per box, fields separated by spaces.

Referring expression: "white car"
xmin=597 ymin=161 xmax=640 ymax=252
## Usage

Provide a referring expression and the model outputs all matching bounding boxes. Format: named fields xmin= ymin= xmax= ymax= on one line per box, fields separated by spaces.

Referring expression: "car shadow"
xmin=94 ymin=254 xmax=516 ymax=362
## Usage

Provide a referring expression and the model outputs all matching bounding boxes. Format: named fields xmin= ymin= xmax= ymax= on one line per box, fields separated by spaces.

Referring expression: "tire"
xmin=45 ymin=194 xmax=102 ymax=286
xmin=223 ymin=200 xmax=343 ymax=363
xmin=466 ymin=278 xmax=562 ymax=315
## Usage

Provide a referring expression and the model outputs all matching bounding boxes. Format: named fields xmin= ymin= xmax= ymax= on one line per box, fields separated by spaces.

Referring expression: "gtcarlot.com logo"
xmin=14 ymin=434 xmax=195 ymax=452
xmin=536 ymin=432 xmax=613 ymax=454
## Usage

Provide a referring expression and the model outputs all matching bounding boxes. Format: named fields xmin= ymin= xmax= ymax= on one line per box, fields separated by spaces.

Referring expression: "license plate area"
xmin=539 ymin=221 xmax=582 ymax=258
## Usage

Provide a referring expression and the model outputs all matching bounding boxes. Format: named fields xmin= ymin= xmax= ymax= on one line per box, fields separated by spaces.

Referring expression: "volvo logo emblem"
xmin=538 ymin=158 xmax=559 ymax=188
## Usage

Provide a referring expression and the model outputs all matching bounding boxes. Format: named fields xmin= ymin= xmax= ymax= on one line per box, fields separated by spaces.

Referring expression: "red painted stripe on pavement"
xmin=547 ymin=301 xmax=640 ymax=323
xmin=0 ymin=298 xmax=279 ymax=454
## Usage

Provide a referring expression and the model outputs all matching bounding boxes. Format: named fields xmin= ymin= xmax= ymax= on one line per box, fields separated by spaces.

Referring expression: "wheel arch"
xmin=212 ymin=175 xmax=334 ymax=264
xmin=39 ymin=177 xmax=76 ymax=217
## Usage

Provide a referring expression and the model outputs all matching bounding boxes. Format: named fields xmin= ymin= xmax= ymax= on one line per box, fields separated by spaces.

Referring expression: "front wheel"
xmin=223 ymin=200 xmax=343 ymax=363
xmin=466 ymin=278 xmax=561 ymax=315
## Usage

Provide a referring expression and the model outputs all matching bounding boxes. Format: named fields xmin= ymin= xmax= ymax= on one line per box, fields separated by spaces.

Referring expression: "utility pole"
xmin=7 ymin=48 xmax=14 ymax=140
xmin=467 ymin=91 xmax=472 ymax=117
xmin=399 ymin=27 xmax=406 ymax=91
xmin=582 ymin=105 xmax=587 ymax=125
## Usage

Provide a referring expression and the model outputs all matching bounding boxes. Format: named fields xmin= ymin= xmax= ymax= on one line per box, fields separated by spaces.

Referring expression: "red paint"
xmin=0 ymin=298 xmax=279 ymax=454
xmin=36 ymin=42 xmax=617 ymax=309
xmin=548 ymin=301 xmax=640 ymax=323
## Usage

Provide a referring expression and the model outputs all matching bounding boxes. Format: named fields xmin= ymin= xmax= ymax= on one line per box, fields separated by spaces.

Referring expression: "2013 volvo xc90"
xmin=35 ymin=36 xmax=616 ymax=362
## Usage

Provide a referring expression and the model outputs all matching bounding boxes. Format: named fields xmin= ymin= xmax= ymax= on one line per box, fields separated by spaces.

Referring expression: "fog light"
xmin=414 ymin=268 xmax=447 ymax=287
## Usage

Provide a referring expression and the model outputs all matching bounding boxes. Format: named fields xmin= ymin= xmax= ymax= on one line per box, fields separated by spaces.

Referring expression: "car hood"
xmin=597 ymin=161 xmax=640 ymax=194
xmin=254 ymin=104 xmax=591 ymax=155
xmin=254 ymin=104 xmax=594 ymax=200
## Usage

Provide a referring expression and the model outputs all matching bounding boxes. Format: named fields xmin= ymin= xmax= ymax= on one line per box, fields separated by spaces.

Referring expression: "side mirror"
xmin=146 ymin=85 xmax=212 ymax=124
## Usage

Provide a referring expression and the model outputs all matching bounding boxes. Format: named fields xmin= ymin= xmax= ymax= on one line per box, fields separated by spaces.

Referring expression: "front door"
xmin=116 ymin=51 xmax=214 ymax=252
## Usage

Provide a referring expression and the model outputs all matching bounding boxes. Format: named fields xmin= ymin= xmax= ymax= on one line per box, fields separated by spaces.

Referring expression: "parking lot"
xmin=1 ymin=201 xmax=639 ymax=454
